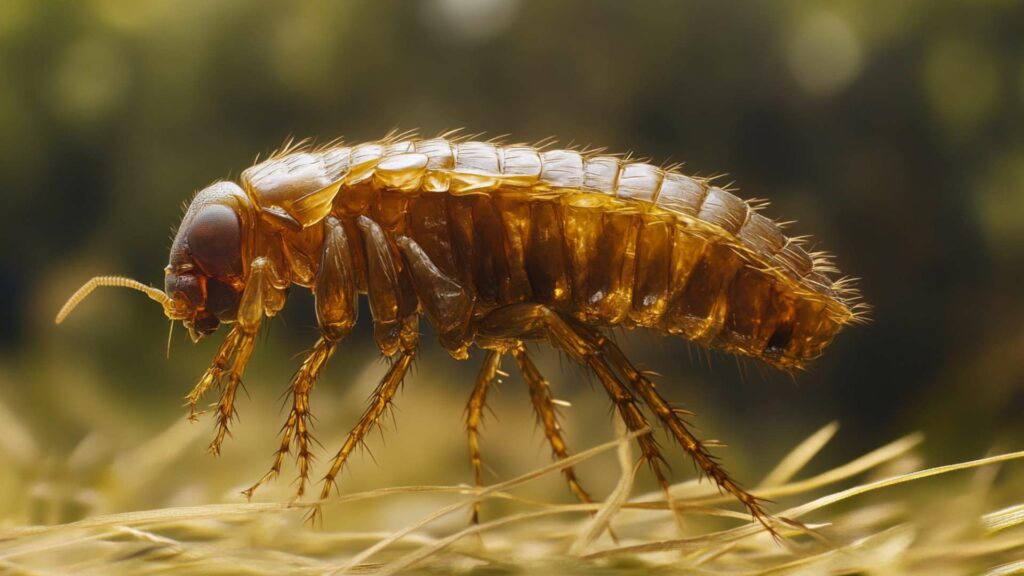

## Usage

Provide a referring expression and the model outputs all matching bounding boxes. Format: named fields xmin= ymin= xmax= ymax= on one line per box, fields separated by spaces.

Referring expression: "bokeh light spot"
xmin=786 ymin=10 xmax=863 ymax=98
xmin=976 ymin=148 xmax=1024 ymax=258
xmin=923 ymin=39 xmax=1001 ymax=136
xmin=270 ymin=5 xmax=342 ymax=95
xmin=50 ymin=36 xmax=131 ymax=126
xmin=0 ymin=0 xmax=33 ymax=38
xmin=91 ymin=0 xmax=167 ymax=33
xmin=424 ymin=0 xmax=518 ymax=43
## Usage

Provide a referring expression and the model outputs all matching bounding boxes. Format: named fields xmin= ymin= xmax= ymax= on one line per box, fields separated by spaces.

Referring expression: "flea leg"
xmin=208 ymin=331 xmax=256 ymax=455
xmin=511 ymin=346 xmax=594 ymax=506
xmin=243 ymin=337 xmax=335 ymax=500
xmin=285 ymin=340 xmax=331 ymax=499
xmin=475 ymin=305 xmax=674 ymax=522
xmin=245 ymin=217 xmax=359 ymax=500
xmin=185 ymin=326 xmax=241 ymax=420
xmin=590 ymin=330 xmax=779 ymax=536
xmin=465 ymin=349 xmax=502 ymax=524
xmin=313 ymin=348 xmax=416 ymax=522
xmin=208 ymin=258 xmax=271 ymax=456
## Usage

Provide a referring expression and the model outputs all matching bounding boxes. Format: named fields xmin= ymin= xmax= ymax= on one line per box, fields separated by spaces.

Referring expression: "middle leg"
xmin=242 ymin=336 xmax=335 ymax=500
xmin=317 ymin=349 xmax=415 ymax=503
xmin=244 ymin=216 xmax=360 ymax=500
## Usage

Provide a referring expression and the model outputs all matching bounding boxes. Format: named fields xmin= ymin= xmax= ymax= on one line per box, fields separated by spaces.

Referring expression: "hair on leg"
xmin=185 ymin=327 xmax=241 ymax=420
xmin=588 ymin=328 xmax=780 ymax=537
xmin=514 ymin=344 xmax=621 ymax=543
xmin=243 ymin=336 xmax=336 ymax=500
xmin=208 ymin=332 xmax=256 ymax=455
xmin=465 ymin=349 xmax=502 ymax=524
xmin=512 ymin=345 xmax=593 ymax=505
xmin=205 ymin=257 xmax=272 ymax=456
xmin=475 ymin=304 xmax=683 ymax=530
xmin=311 ymin=348 xmax=416 ymax=523
xmin=243 ymin=216 xmax=359 ymax=500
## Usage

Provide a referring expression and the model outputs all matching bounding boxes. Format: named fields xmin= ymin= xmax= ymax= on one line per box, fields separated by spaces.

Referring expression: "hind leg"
xmin=475 ymin=305 xmax=679 ymax=522
xmin=585 ymin=329 xmax=777 ymax=534
xmin=512 ymin=345 xmax=594 ymax=506
xmin=465 ymin=350 xmax=502 ymax=524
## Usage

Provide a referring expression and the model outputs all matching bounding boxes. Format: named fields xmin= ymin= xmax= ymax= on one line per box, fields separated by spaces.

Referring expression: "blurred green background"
xmin=0 ymin=0 xmax=1021 ymax=527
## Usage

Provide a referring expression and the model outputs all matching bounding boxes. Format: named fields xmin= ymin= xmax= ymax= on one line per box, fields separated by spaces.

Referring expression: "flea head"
xmin=56 ymin=181 xmax=256 ymax=342
xmin=165 ymin=181 xmax=254 ymax=341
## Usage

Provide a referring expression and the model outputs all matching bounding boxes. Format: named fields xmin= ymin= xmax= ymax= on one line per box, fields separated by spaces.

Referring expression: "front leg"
xmin=207 ymin=257 xmax=274 ymax=455
xmin=185 ymin=327 xmax=241 ymax=420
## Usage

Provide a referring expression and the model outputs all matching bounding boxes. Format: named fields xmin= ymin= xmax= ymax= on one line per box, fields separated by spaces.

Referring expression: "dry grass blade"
xmin=984 ymin=559 xmax=1024 ymax=576
xmin=1 ymin=419 xmax=1020 ymax=575
xmin=748 ymin=526 xmax=916 ymax=576
xmin=625 ymin=430 xmax=922 ymax=515
xmin=984 ymin=504 xmax=1024 ymax=533
xmin=328 ymin=427 xmax=650 ymax=575
xmin=685 ymin=431 xmax=924 ymax=508
xmin=0 ymin=502 xmax=289 ymax=539
xmin=584 ymin=448 xmax=1024 ymax=560
xmin=1 ymin=485 xmax=506 ymax=540
xmin=373 ymin=505 xmax=596 ymax=576
xmin=783 ymin=449 xmax=1024 ymax=518
xmin=905 ymin=532 xmax=1024 ymax=564
xmin=758 ymin=421 xmax=839 ymax=488
xmin=568 ymin=418 xmax=639 ymax=556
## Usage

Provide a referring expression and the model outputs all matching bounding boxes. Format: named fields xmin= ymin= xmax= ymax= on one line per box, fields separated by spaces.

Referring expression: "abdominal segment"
xmin=242 ymin=136 xmax=861 ymax=369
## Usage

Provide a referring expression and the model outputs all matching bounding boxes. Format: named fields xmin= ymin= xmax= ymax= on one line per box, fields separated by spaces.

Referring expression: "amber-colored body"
xmin=241 ymin=137 xmax=858 ymax=369
xmin=58 ymin=132 xmax=864 ymax=534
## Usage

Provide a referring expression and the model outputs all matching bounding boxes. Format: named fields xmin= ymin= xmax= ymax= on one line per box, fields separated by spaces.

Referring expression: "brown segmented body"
xmin=57 ymin=131 xmax=865 ymax=535
xmin=243 ymin=135 xmax=860 ymax=369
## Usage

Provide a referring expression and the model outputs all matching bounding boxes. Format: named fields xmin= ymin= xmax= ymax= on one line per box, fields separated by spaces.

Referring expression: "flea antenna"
xmin=55 ymin=276 xmax=171 ymax=324
xmin=166 ymin=320 xmax=175 ymax=359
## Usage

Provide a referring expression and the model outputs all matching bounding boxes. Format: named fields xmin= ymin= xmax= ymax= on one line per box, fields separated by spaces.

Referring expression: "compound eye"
xmin=188 ymin=205 xmax=242 ymax=278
